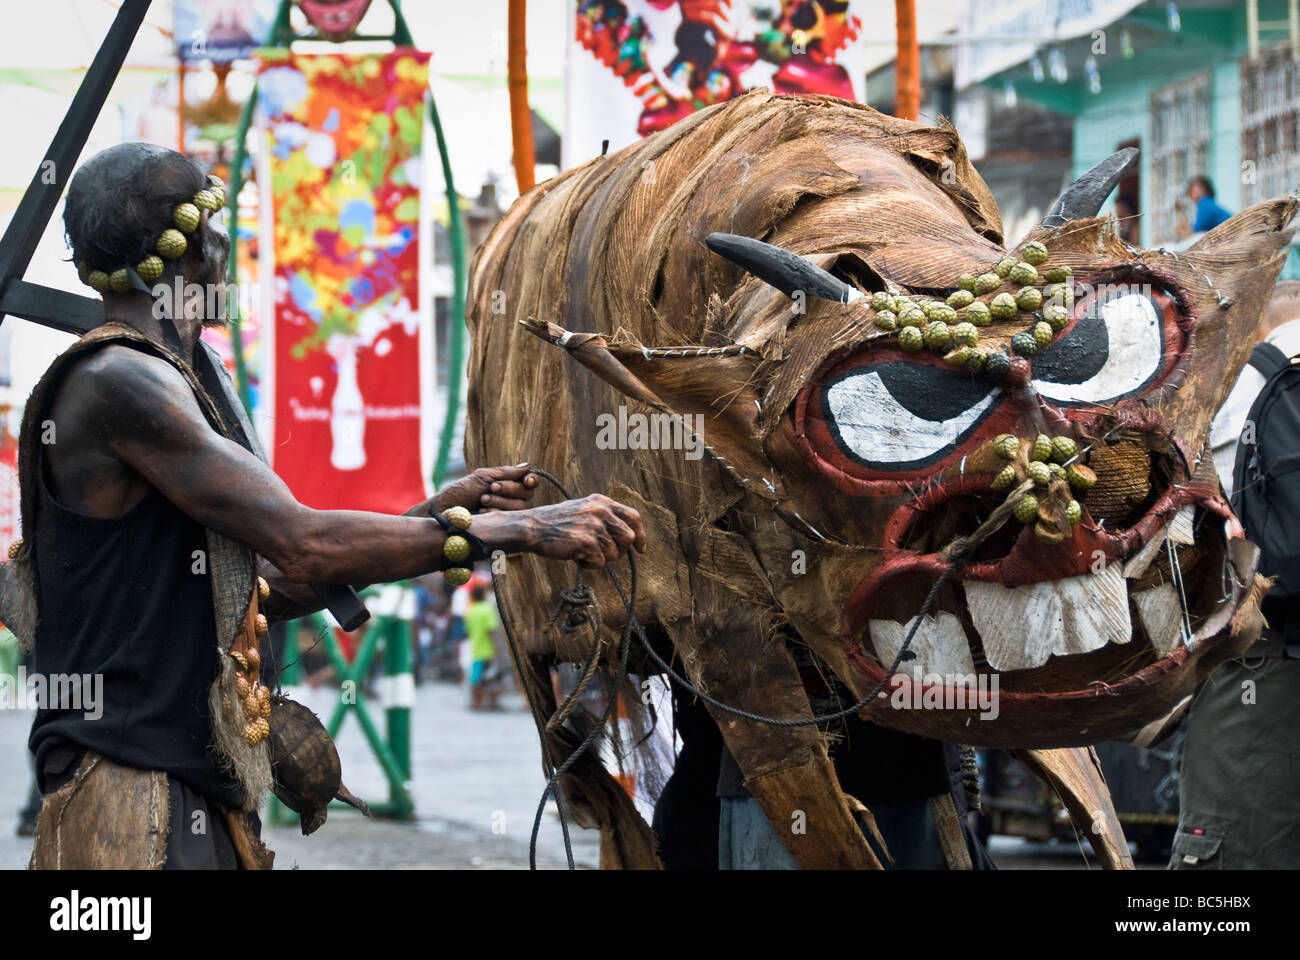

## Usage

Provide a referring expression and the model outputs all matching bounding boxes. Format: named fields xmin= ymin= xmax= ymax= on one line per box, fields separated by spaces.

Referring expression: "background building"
xmin=955 ymin=0 xmax=1300 ymax=275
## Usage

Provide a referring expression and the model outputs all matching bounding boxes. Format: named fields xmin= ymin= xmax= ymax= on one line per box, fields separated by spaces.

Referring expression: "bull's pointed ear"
xmin=705 ymin=233 xmax=863 ymax=304
xmin=520 ymin=316 xmax=783 ymax=500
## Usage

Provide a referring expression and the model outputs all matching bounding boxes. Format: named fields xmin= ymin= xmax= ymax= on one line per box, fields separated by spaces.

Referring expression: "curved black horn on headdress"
xmin=1040 ymin=148 xmax=1139 ymax=228
xmin=705 ymin=233 xmax=861 ymax=304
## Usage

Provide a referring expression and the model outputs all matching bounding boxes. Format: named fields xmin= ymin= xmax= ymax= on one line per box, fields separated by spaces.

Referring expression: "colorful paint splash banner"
xmin=565 ymin=0 xmax=867 ymax=165
xmin=258 ymin=50 xmax=433 ymax=513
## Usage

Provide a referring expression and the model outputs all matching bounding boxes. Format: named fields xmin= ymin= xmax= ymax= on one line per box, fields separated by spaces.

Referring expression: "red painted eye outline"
xmin=793 ymin=346 xmax=1021 ymax=496
xmin=1032 ymin=280 xmax=1188 ymax=410
xmin=791 ymin=274 xmax=1191 ymax=497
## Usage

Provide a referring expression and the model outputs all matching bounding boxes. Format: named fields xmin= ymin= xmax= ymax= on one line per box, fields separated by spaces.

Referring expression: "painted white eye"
xmin=1032 ymin=291 xmax=1164 ymax=406
xmin=825 ymin=365 xmax=1001 ymax=469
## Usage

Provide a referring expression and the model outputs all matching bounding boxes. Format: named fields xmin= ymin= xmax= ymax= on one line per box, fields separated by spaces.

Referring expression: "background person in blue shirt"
xmin=1181 ymin=175 xmax=1233 ymax=235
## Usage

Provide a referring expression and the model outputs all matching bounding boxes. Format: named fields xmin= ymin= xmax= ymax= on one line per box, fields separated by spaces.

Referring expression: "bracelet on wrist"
xmin=433 ymin=507 xmax=485 ymax=585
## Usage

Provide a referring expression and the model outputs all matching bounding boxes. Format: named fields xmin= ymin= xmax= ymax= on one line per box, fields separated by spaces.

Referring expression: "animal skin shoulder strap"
xmin=15 ymin=323 xmax=237 ymax=551
xmin=11 ymin=324 xmax=273 ymax=810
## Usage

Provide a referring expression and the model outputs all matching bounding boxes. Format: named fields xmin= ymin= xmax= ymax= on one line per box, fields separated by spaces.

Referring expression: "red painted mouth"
xmin=838 ymin=441 xmax=1255 ymax=746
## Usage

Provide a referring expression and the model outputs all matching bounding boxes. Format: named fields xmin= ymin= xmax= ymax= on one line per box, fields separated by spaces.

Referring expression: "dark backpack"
xmin=1232 ymin=342 xmax=1300 ymax=599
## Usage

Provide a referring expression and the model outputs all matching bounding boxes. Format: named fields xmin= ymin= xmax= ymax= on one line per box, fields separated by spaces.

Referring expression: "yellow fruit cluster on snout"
xmin=990 ymin=432 xmax=1091 ymax=543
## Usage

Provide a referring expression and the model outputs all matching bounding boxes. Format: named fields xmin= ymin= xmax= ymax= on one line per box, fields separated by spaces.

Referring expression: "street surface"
xmin=1 ymin=680 xmax=598 ymax=870
xmin=1 ymin=678 xmax=1129 ymax=869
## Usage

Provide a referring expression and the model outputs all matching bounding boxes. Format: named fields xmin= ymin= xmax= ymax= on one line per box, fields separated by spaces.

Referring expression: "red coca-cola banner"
xmin=258 ymin=50 xmax=432 ymax=512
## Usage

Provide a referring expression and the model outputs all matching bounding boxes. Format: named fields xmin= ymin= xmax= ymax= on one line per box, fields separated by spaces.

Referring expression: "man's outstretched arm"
xmin=85 ymin=347 xmax=644 ymax=595
xmin=255 ymin=465 xmax=547 ymax=621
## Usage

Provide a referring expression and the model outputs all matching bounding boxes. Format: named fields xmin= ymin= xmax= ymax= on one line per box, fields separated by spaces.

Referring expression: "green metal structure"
xmin=224 ymin=0 xmax=469 ymax=480
xmin=269 ymin=602 xmax=415 ymax=825
xmin=220 ymin=0 xmax=460 ymax=824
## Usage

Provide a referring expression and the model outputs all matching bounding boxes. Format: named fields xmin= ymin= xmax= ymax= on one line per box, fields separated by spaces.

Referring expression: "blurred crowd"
xmin=271 ymin=563 xmax=519 ymax=712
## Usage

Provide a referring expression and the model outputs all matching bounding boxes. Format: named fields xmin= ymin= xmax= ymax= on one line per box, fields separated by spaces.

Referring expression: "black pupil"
xmin=1031 ymin=302 xmax=1110 ymax=384
xmin=870 ymin=361 xmax=994 ymax=421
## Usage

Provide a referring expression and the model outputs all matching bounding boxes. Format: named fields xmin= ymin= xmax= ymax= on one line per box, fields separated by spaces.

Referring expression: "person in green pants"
xmin=465 ymin=582 xmax=502 ymax=711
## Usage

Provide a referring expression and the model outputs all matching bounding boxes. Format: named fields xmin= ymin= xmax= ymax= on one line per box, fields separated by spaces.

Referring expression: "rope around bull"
xmin=495 ymin=464 xmax=1060 ymax=869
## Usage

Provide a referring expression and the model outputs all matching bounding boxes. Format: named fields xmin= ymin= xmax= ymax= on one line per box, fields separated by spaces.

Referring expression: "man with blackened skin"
xmin=2 ymin=143 xmax=645 ymax=870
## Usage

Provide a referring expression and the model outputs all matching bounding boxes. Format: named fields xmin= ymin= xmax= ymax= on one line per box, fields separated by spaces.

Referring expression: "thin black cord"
xmin=492 ymin=563 xmax=577 ymax=869
xmin=527 ymin=469 xmax=960 ymax=727
xmin=494 ymin=468 xmax=964 ymax=869
xmin=619 ymin=562 xmax=958 ymax=728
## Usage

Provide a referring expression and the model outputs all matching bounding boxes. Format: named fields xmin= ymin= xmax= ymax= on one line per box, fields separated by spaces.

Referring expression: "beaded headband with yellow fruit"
xmin=76 ymin=173 xmax=227 ymax=295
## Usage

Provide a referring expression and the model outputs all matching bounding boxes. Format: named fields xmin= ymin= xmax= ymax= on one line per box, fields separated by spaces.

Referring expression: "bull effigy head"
xmin=477 ymin=90 xmax=1295 ymax=750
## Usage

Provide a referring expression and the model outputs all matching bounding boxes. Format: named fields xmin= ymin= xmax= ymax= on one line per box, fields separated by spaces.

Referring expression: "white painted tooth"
xmin=1133 ymin=583 xmax=1184 ymax=656
xmin=1169 ymin=505 xmax=1195 ymax=545
xmin=869 ymin=613 xmax=975 ymax=675
xmin=1189 ymin=582 xmax=1242 ymax=651
xmin=1123 ymin=525 xmax=1169 ymax=578
xmin=964 ymin=579 xmax=1059 ymax=672
xmin=965 ymin=567 xmax=1131 ymax=671
xmin=1124 ymin=507 xmax=1196 ymax=579
xmin=1055 ymin=564 xmax=1132 ymax=656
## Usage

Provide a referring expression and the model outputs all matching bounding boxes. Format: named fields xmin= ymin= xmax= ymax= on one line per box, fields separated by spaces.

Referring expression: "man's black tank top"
xmin=27 ymin=376 xmax=243 ymax=809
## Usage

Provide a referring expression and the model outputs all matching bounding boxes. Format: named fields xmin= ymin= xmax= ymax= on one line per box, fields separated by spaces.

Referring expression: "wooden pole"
xmin=895 ymin=0 xmax=920 ymax=122
xmin=508 ymin=0 xmax=536 ymax=193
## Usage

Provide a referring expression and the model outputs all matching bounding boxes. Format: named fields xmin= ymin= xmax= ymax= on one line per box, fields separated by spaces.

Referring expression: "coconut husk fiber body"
xmin=466 ymin=90 xmax=1294 ymax=868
